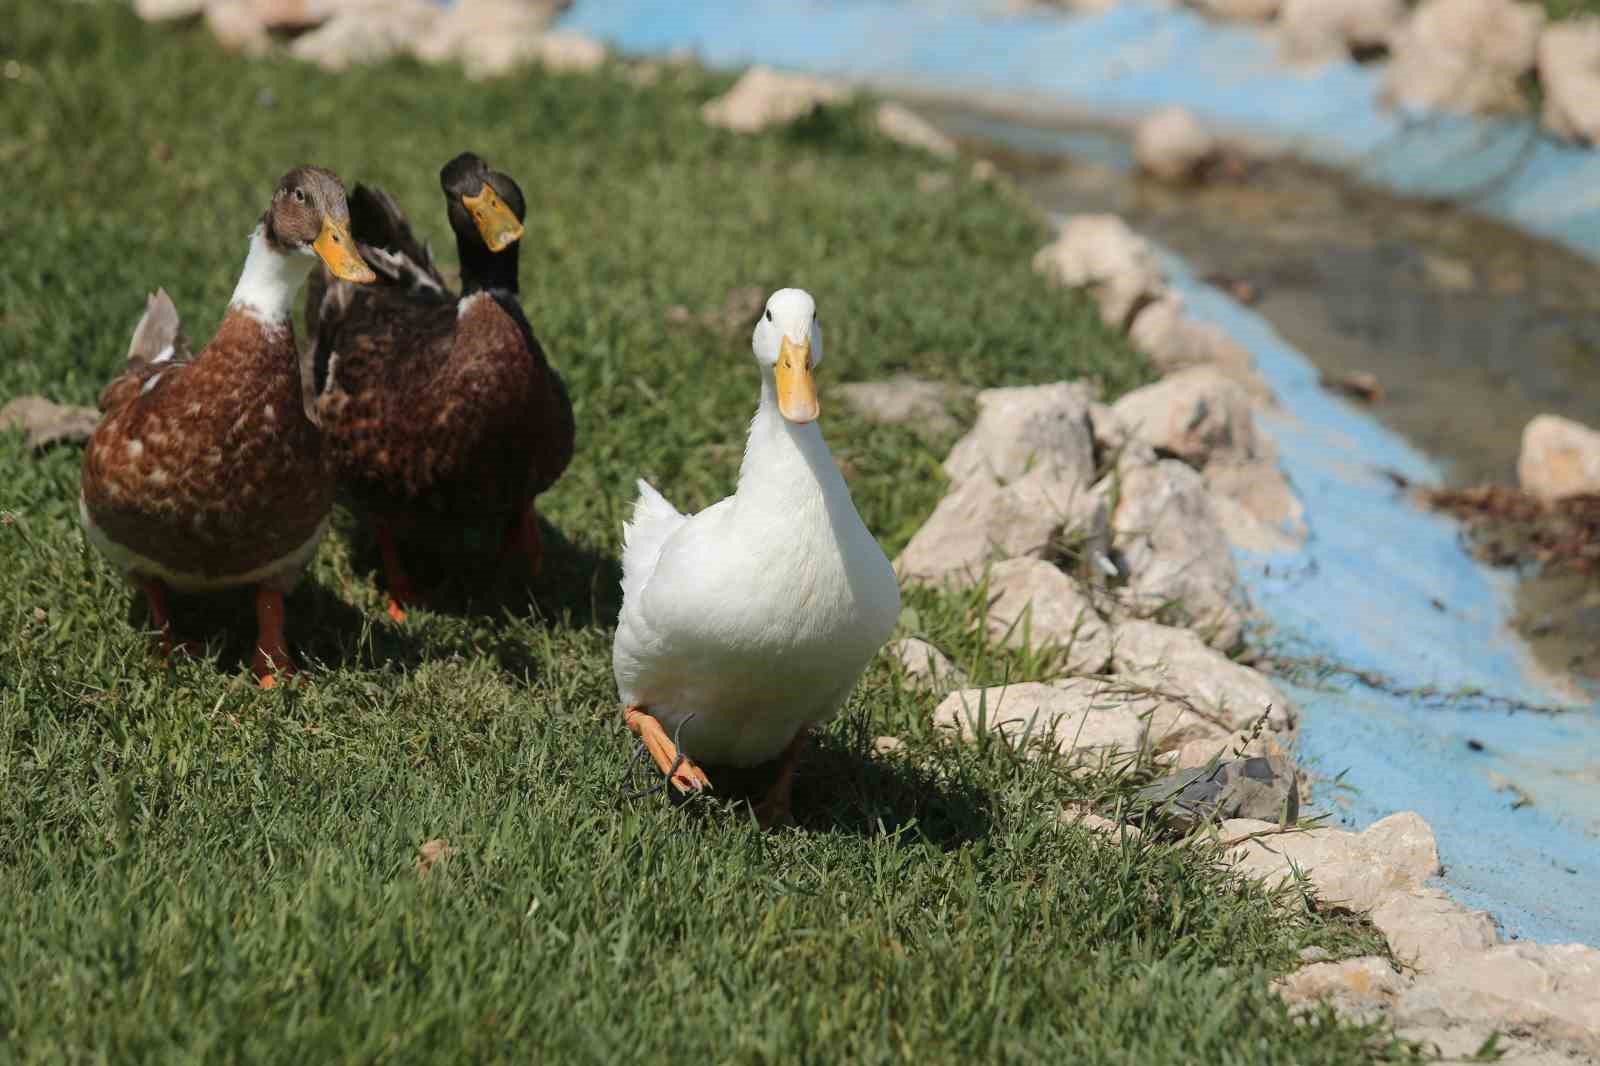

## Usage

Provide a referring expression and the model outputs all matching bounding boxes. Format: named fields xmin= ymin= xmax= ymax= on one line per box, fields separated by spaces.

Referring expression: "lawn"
xmin=1 ymin=3 xmax=1408 ymax=1062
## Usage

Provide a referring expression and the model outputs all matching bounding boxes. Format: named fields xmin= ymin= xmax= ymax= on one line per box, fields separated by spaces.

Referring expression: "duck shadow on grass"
xmin=129 ymin=577 xmax=412 ymax=681
xmin=128 ymin=515 xmax=620 ymax=682
xmin=341 ymin=510 xmax=623 ymax=633
xmin=646 ymin=726 xmax=997 ymax=850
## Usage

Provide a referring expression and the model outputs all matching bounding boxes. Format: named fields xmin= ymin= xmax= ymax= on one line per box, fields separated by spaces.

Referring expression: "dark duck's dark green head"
xmin=441 ymin=152 xmax=526 ymax=295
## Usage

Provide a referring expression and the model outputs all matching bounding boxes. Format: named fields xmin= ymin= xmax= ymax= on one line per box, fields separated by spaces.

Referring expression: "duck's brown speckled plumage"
xmin=306 ymin=154 xmax=574 ymax=545
xmin=82 ymin=310 xmax=332 ymax=581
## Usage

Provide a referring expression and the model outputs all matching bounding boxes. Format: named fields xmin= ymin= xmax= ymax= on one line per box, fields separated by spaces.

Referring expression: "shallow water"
xmin=937 ymin=109 xmax=1600 ymax=943
xmin=929 ymin=107 xmax=1600 ymax=689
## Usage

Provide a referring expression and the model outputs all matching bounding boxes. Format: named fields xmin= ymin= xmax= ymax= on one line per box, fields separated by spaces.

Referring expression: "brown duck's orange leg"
xmin=251 ymin=585 xmax=295 ymax=689
xmin=374 ymin=520 xmax=421 ymax=623
xmin=501 ymin=502 xmax=543 ymax=578
xmin=753 ymin=731 xmax=807 ymax=829
xmin=139 ymin=576 xmax=200 ymax=659
xmin=623 ymin=705 xmax=712 ymax=795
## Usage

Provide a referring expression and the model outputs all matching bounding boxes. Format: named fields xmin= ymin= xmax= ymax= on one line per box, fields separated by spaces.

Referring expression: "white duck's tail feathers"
xmin=621 ymin=479 xmax=687 ymax=604
xmin=124 ymin=288 xmax=190 ymax=368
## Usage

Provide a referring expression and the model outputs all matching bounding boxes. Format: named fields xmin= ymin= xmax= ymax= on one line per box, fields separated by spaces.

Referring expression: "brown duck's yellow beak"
xmin=314 ymin=217 xmax=376 ymax=283
xmin=463 ymin=182 xmax=524 ymax=252
xmin=775 ymin=336 xmax=819 ymax=424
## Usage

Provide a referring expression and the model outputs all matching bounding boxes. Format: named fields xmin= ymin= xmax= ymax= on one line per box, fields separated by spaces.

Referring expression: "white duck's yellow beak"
xmin=775 ymin=335 xmax=818 ymax=423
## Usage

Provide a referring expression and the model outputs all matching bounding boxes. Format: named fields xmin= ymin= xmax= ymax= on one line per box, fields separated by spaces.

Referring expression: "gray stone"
xmin=875 ymin=102 xmax=957 ymax=158
xmin=1539 ymin=18 xmax=1600 ymax=145
xmin=0 ymin=396 xmax=100 ymax=451
xmin=934 ymin=677 xmax=1222 ymax=764
xmin=1277 ymin=0 xmax=1406 ymax=65
xmin=701 ymin=66 xmax=849 ymax=133
xmin=1221 ymin=811 xmax=1442 ymax=913
xmin=1369 ymin=888 xmax=1501 ymax=973
xmin=1110 ymin=366 xmax=1261 ymax=469
xmin=1518 ymin=414 xmax=1600 ymax=501
xmin=1034 ymin=215 xmax=1167 ymax=331
xmin=1136 ymin=755 xmax=1299 ymax=832
xmin=984 ymin=558 xmax=1113 ymax=673
xmin=1133 ymin=107 xmax=1217 ymax=183
xmin=1275 ymin=956 xmax=1403 ymax=1024
xmin=1127 ymin=294 xmax=1269 ymax=398
xmin=895 ymin=467 xmax=1109 ymax=586
xmin=1110 ymin=462 xmax=1245 ymax=649
xmin=1187 ymin=0 xmax=1281 ymax=20
xmin=1203 ymin=459 xmax=1308 ymax=554
xmin=836 ymin=375 xmax=968 ymax=438
xmin=290 ymin=1 xmax=436 ymax=71
xmin=1383 ymin=0 xmax=1546 ymax=115
xmin=1396 ymin=943 xmax=1600 ymax=1054
xmin=943 ymin=382 xmax=1097 ymax=488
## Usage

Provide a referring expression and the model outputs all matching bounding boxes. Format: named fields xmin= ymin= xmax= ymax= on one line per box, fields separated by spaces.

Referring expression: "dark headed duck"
xmin=305 ymin=151 xmax=574 ymax=622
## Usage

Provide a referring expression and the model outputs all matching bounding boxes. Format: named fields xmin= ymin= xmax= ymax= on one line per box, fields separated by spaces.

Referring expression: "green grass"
xmin=1542 ymin=0 xmax=1600 ymax=19
xmin=1 ymin=3 xmax=1413 ymax=1061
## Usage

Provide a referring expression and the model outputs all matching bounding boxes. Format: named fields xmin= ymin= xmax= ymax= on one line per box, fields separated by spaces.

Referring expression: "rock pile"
xmin=132 ymin=0 xmax=607 ymax=77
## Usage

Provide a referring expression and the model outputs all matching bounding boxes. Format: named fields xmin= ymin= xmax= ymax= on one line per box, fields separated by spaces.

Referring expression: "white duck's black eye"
xmin=764 ymin=309 xmax=773 ymax=322
xmin=292 ymin=188 xmax=306 ymax=204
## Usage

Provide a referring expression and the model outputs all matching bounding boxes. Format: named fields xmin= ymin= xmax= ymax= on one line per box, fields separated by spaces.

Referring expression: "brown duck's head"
xmin=441 ymin=152 xmax=526 ymax=255
xmin=263 ymin=165 xmax=376 ymax=283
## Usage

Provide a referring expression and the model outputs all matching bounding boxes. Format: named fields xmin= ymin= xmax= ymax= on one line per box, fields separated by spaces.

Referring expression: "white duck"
xmin=612 ymin=288 xmax=901 ymax=825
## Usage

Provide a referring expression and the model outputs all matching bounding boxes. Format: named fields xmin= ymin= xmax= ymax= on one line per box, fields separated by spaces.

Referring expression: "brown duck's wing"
xmin=98 ymin=289 xmax=194 ymax=413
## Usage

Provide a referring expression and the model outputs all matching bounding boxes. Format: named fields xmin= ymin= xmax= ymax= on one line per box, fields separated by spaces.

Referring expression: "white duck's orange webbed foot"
xmin=623 ymin=705 xmax=711 ymax=795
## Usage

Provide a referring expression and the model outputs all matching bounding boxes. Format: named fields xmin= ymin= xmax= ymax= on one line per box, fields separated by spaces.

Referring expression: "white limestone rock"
xmin=1134 ymin=107 xmax=1218 ymax=183
xmin=1517 ymin=414 xmax=1600 ymax=501
xmin=1539 ymin=18 xmax=1600 ymax=144
xmin=983 ymin=558 xmax=1113 ymax=672
xmin=1383 ymin=0 xmax=1546 ymax=115
xmin=702 ymin=66 xmax=849 ymax=133
xmin=875 ymin=102 xmax=958 ymax=158
xmin=1034 ymin=215 xmax=1167 ymax=331
xmin=1112 ymin=619 xmax=1295 ymax=732
xmin=1110 ymin=461 xmax=1245 ymax=648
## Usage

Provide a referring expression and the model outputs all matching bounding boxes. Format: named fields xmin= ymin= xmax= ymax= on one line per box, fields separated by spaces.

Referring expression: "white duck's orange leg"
xmin=623 ymin=705 xmax=711 ymax=794
xmin=251 ymin=585 xmax=295 ymax=689
xmin=753 ymin=731 xmax=807 ymax=829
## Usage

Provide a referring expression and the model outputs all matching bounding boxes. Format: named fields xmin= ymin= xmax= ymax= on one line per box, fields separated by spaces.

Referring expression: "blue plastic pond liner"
xmin=1157 ymin=250 xmax=1599 ymax=947
xmin=560 ymin=0 xmax=1600 ymax=269
xmin=559 ymin=1 xmax=1600 ymax=944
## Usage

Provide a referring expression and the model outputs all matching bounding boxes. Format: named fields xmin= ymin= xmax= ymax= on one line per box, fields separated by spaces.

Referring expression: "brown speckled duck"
xmin=304 ymin=151 xmax=574 ymax=621
xmin=81 ymin=166 xmax=375 ymax=687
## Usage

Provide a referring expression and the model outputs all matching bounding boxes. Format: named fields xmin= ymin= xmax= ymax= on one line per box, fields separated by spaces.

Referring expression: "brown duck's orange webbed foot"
xmin=752 ymin=731 xmax=807 ymax=830
xmin=623 ymin=705 xmax=712 ymax=795
xmin=501 ymin=503 xmax=544 ymax=579
xmin=374 ymin=521 xmax=423 ymax=623
xmin=251 ymin=585 xmax=297 ymax=689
